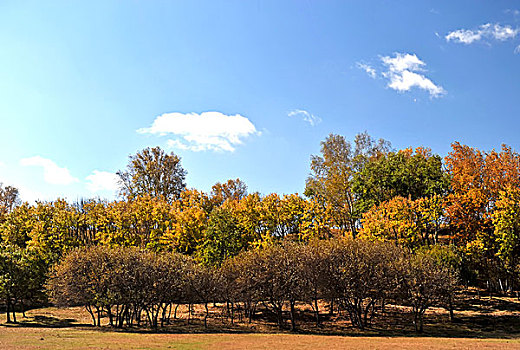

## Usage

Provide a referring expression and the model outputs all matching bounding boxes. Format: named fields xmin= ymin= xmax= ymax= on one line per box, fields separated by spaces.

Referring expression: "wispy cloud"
xmin=86 ymin=171 xmax=119 ymax=193
xmin=356 ymin=62 xmax=377 ymax=78
xmin=288 ymin=109 xmax=322 ymax=126
xmin=357 ymin=53 xmax=445 ymax=98
xmin=446 ymin=23 xmax=519 ymax=44
xmin=138 ymin=112 xmax=259 ymax=152
xmin=504 ymin=9 xmax=520 ymax=17
xmin=515 ymin=45 xmax=520 ymax=54
xmin=20 ymin=156 xmax=79 ymax=185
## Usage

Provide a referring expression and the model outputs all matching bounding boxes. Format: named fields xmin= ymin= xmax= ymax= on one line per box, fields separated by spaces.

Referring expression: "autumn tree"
xmin=185 ymin=263 xmax=221 ymax=328
xmin=299 ymin=198 xmax=332 ymax=241
xmin=164 ymin=189 xmax=211 ymax=254
xmin=298 ymin=240 xmax=332 ymax=326
xmin=48 ymin=246 xmax=194 ymax=328
xmin=445 ymin=143 xmax=520 ymax=244
xmin=117 ymin=146 xmax=187 ymax=203
xmin=492 ymin=187 xmax=520 ymax=279
xmin=359 ymin=197 xmax=420 ymax=248
xmin=360 ymin=195 xmax=447 ymax=248
xmin=24 ymin=199 xmax=82 ymax=264
xmin=234 ymin=243 xmax=304 ymax=330
xmin=0 ymin=183 xmax=20 ymax=223
xmin=305 ymin=132 xmax=391 ymax=237
xmin=221 ymin=193 xmax=263 ymax=247
xmin=324 ymin=239 xmax=403 ymax=329
xmin=444 ymin=143 xmax=520 ymax=290
xmin=257 ymin=193 xmax=307 ymax=243
xmin=398 ymin=251 xmax=458 ymax=333
xmin=0 ymin=203 xmax=34 ymax=248
xmin=210 ymin=178 xmax=248 ymax=205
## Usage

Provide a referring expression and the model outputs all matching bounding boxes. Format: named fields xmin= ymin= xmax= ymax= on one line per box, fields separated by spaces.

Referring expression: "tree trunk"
xmin=95 ymin=306 xmax=101 ymax=327
xmin=413 ymin=308 xmax=425 ymax=333
xmin=85 ymin=305 xmax=96 ymax=326
xmin=20 ymin=300 xmax=26 ymax=318
xmin=161 ymin=304 xmax=168 ymax=327
xmin=6 ymin=299 xmax=11 ymax=323
xmin=11 ymin=300 xmax=17 ymax=323
xmin=314 ymin=298 xmax=320 ymax=326
xmin=289 ymin=300 xmax=297 ymax=331
xmin=363 ymin=300 xmax=375 ymax=328
xmin=134 ymin=306 xmax=141 ymax=326
xmin=174 ymin=304 xmax=179 ymax=319
xmin=204 ymin=302 xmax=209 ymax=328
xmin=145 ymin=308 xmax=153 ymax=328
xmin=166 ymin=303 xmax=172 ymax=325
xmin=248 ymin=302 xmax=255 ymax=324
xmin=275 ymin=304 xmax=284 ymax=329
xmin=108 ymin=307 xmax=114 ymax=327
xmin=329 ymin=299 xmax=334 ymax=316
xmin=449 ymin=296 xmax=454 ymax=322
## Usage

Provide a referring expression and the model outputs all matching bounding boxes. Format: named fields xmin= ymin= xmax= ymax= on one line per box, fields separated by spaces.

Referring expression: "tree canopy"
xmin=117 ymin=147 xmax=187 ymax=203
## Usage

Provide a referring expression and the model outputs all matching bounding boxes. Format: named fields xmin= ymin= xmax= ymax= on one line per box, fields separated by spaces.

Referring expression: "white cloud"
xmin=380 ymin=53 xmax=446 ymax=98
xmin=20 ymin=156 xmax=79 ymax=185
xmin=166 ymin=139 xmax=190 ymax=151
xmin=446 ymin=23 xmax=519 ymax=44
xmin=288 ymin=109 xmax=322 ymax=126
xmin=17 ymin=185 xmax=44 ymax=204
xmin=138 ymin=111 xmax=259 ymax=152
xmin=356 ymin=62 xmax=377 ymax=78
xmin=445 ymin=29 xmax=483 ymax=44
xmin=86 ymin=171 xmax=119 ymax=193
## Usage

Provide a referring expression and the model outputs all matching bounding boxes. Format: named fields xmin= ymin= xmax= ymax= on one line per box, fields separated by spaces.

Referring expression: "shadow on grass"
xmin=1 ymin=315 xmax=91 ymax=329
xmin=3 ymin=301 xmax=520 ymax=340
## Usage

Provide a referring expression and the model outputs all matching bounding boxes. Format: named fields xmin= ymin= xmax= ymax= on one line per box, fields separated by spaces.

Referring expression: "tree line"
xmin=2 ymin=133 xmax=520 ymax=331
xmin=47 ymin=240 xmax=457 ymax=333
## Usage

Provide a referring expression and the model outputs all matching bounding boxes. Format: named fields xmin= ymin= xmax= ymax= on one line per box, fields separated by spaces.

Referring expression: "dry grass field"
xmin=1 ymin=327 xmax=520 ymax=350
xmin=3 ymin=290 xmax=520 ymax=349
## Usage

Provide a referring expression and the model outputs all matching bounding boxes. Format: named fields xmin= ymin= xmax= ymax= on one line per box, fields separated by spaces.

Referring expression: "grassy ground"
xmin=1 ymin=327 xmax=520 ymax=350
xmin=2 ymin=290 xmax=520 ymax=349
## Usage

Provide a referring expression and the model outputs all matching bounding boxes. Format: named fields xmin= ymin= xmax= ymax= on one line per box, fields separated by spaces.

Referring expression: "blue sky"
xmin=1 ymin=1 xmax=519 ymax=202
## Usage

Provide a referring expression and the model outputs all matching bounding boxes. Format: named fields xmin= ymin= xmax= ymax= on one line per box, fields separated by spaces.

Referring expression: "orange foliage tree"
xmin=445 ymin=143 xmax=520 ymax=245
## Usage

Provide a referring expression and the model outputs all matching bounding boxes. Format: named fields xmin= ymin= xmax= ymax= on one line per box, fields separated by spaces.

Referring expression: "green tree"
xmin=0 ymin=244 xmax=46 ymax=323
xmin=196 ymin=207 xmax=247 ymax=266
xmin=352 ymin=147 xmax=449 ymax=214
